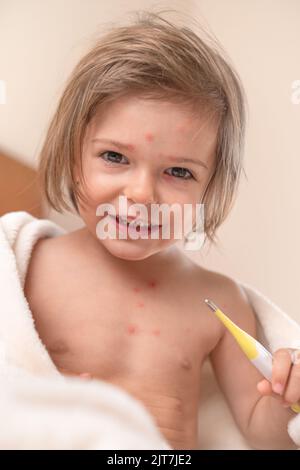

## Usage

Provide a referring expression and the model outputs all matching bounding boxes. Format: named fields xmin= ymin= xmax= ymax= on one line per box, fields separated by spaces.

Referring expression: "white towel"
xmin=1 ymin=211 xmax=300 ymax=449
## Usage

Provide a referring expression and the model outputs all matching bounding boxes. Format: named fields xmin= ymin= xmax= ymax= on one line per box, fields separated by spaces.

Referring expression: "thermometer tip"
xmin=204 ymin=299 xmax=218 ymax=312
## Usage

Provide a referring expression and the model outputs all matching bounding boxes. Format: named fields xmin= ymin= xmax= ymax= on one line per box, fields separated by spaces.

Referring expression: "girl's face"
xmin=75 ymin=94 xmax=218 ymax=261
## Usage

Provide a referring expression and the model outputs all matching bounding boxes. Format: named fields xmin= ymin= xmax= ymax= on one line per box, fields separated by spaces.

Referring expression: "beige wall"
xmin=187 ymin=0 xmax=300 ymax=322
xmin=0 ymin=1 xmax=299 ymax=320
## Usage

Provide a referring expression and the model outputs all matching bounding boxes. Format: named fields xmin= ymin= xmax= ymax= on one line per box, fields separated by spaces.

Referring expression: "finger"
xmin=283 ymin=364 xmax=300 ymax=404
xmin=257 ymin=379 xmax=295 ymax=409
xmin=272 ymin=349 xmax=293 ymax=395
xmin=257 ymin=379 xmax=273 ymax=396
xmin=256 ymin=379 xmax=286 ymax=400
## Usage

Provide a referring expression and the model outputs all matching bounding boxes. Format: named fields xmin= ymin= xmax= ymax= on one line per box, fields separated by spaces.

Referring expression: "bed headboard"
xmin=0 ymin=150 xmax=43 ymax=218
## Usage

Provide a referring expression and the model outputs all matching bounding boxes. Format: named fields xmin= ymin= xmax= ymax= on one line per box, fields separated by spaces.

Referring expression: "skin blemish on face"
xmin=133 ymin=286 xmax=141 ymax=293
xmin=136 ymin=301 xmax=145 ymax=308
xmin=145 ymin=132 xmax=154 ymax=142
xmin=127 ymin=143 xmax=135 ymax=152
xmin=127 ymin=324 xmax=138 ymax=335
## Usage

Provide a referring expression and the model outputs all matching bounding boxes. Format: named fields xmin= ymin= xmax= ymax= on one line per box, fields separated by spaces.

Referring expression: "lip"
xmin=117 ymin=214 xmax=160 ymax=226
xmin=108 ymin=214 xmax=162 ymax=233
xmin=118 ymin=215 xmax=138 ymax=222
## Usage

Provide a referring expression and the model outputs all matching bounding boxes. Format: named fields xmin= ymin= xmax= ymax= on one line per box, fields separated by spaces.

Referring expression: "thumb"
xmin=257 ymin=379 xmax=289 ymax=406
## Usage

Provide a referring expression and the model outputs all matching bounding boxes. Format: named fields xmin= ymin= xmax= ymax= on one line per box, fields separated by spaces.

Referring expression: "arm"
xmin=209 ymin=276 xmax=297 ymax=449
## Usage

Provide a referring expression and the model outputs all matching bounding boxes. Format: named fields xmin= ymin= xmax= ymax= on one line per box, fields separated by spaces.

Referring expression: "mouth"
xmin=110 ymin=214 xmax=162 ymax=233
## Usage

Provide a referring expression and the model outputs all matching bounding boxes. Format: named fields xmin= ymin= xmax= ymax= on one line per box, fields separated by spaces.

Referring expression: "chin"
xmin=99 ymin=238 xmax=165 ymax=261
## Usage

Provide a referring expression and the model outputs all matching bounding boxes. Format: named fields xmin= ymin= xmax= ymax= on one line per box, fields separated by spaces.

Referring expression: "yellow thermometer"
xmin=205 ymin=299 xmax=300 ymax=414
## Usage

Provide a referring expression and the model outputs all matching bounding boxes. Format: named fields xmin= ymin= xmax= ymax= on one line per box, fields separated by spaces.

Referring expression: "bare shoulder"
xmin=200 ymin=265 xmax=255 ymax=320
xmin=174 ymin=253 xmax=257 ymax=358
xmin=25 ymin=231 xmax=75 ymax=282
xmin=24 ymin=230 xmax=83 ymax=309
xmin=211 ymin=269 xmax=257 ymax=336
xmin=188 ymin=262 xmax=257 ymax=339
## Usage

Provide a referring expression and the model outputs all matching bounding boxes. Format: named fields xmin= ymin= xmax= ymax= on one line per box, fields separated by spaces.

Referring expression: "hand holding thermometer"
xmin=204 ymin=298 xmax=300 ymax=414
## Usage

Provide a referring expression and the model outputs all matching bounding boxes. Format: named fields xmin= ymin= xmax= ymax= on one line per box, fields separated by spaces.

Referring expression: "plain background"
xmin=0 ymin=0 xmax=299 ymax=321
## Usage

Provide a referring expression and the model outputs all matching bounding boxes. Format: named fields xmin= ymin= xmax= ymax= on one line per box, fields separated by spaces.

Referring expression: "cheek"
xmin=170 ymin=197 xmax=203 ymax=233
xmin=79 ymin=166 xmax=115 ymax=204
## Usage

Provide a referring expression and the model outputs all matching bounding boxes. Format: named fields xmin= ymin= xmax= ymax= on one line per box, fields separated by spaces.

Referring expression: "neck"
xmin=79 ymin=226 xmax=180 ymax=278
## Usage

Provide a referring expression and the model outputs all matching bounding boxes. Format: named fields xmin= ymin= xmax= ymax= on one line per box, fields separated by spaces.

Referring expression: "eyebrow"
xmin=91 ymin=138 xmax=208 ymax=170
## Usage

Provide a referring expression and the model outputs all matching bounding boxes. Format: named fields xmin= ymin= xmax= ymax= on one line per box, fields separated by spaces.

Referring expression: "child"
xmin=24 ymin=11 xmax=299 ymax=450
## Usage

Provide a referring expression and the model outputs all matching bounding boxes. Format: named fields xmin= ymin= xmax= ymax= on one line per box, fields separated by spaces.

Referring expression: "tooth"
xmin=133 ymin=221 xmax=149 ymax=228
xmin=118 ymin=217 xmax=159 ymax=229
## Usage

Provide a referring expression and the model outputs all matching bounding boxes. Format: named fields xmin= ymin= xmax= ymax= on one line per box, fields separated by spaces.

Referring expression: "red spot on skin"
xmin=127 ymin=324 xmax=138 ymax=334
xmin=145 ymin=132 xmax=154 ymax=142
xmin=137 ymin=301 xmax=145 ymax=308
xmin=127 ymin=143 xmax=135 ymax=152
xmin=133 ymin=287 xmax=141 ymax=293
xmin=148 ymin=280 xmax=157 ymax=288
xmin=152 ymin=329 xmax=160 ymax=336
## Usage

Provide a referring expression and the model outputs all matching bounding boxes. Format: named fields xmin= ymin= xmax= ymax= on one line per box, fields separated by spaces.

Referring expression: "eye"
xmin=98 ymin=150 xmax=128 ymax=165
xmin=165 ymin=167 xmax=194 ymax=180
xmin=98 ymin=151 xmax=195 ymax=180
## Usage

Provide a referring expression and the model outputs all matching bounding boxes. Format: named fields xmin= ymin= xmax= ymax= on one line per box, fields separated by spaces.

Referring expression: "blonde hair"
xmin=38 ymin=9 xmax=247 ymax=246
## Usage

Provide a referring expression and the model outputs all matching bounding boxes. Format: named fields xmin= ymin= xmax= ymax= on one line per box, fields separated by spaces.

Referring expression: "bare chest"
xmin=30 ymin=271 xmax=219 ymax=389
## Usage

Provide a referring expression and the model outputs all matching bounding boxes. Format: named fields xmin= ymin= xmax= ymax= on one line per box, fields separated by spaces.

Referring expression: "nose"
xmin=123 ymin=170 xmax=158 ymax=205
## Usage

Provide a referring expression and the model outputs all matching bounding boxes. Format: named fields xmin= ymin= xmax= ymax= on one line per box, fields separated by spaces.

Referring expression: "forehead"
xmin=84 ymin=95 xmax=220 ymax=167
xmin=88 ymin=94 xmax=218 ymax=133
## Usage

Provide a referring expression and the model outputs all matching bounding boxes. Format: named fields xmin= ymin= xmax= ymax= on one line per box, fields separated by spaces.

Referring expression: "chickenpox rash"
xmin=148 ymin=280 xmax=157 ymax=288
xmin=137 ymin=301 xmax=145 ymax=308
xmin=145 ymin=132 xmax=154 ymax=142
xmin=127 ymin=143 xmax=135 ymax=152
xmin=127 ymin=324 xmax=138 ymax=334
xmin=133 ymin=287 xmax=141 ymax=293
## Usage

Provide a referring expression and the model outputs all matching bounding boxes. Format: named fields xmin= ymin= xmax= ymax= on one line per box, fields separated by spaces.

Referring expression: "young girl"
xmin=24 ymin=11 xmax=299 ymax=450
